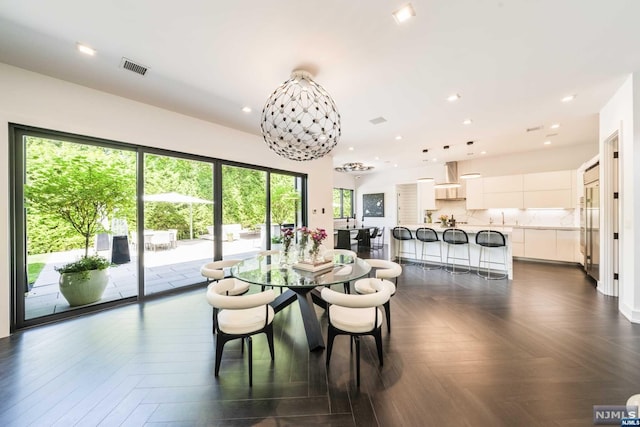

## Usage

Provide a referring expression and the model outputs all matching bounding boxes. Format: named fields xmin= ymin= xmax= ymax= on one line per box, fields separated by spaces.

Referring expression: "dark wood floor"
xmin=2 ymin=250 xmax=640 ymax=426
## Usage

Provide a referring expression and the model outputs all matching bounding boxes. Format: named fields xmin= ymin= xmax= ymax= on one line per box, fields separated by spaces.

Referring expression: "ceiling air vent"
xmin=120 ymin=57 xmax=148 ymax=76
xmin=369 ymin=116 xmax=387 ymax=125
xmin=526 ymin=125 xmax=543 ymax=132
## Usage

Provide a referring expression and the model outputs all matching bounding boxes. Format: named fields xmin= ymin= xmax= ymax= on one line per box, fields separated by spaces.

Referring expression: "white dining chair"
xmin=201 ymin=260 xmax=250 ymax=335
xmin=356 ymin=259 xmax=402 ymax=333
xmin=321 ymin=280 xmax=390 ymax=386
xmin=323 ymin=249 xmax=357 ymax=293
xmin=200 ymin=259 xmax=248 ymax=294
xmin=149 ymin=230 xmax=171 ymax=250
xmin=206 ymin=278 xmax=276 ymax=387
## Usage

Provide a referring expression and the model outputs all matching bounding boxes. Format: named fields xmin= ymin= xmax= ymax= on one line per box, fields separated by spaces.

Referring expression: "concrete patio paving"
xmin=25 ymin=236 xmax=264 ymax=319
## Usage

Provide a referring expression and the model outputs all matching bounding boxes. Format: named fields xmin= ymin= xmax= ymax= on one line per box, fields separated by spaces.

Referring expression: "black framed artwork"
xmin=363 ymin=193 xmax=384 ymax=217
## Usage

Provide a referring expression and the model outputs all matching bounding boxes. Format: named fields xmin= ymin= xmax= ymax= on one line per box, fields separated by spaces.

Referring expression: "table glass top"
xmin=231 ymin=253 xmax=371 ymax=288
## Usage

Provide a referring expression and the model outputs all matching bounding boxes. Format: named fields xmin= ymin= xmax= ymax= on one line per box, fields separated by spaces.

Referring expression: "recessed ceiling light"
xmin=241 ymin=106 xmax=252 ymax=113
xmin=561 ymin=95 xmax=576 ymax=103
xmin=463 ymin=119 xmax=472 ymax=125
xmin=392 ymin=3 xmax=416 ymax=24
xmin=447 ymin=94 xmax=460 ymax=102
xmin=76 ymin=43 xmax=96 ymax=56
xmin=395 ymin=135 xmax=403 ymax=140
xmin=544 ymin=140 xmax=552 ymax=145
xmin=374 ymin=156 xmax=380 ymax=160
xmin=480 ymin=151 xmax=487 ymax=155
xmin=550 ymin=123 xmax=560 ymax=129
xmin=432 ymin=158 xmax=437 ymax=162
xmin=348 ymin=146 xmax=354 ymax=151
xmin=394 ymin=164 xmax=398 ymax=167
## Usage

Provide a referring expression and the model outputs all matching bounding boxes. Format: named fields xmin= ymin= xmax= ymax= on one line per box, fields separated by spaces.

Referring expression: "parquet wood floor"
xmin=1 ymin=252 xmax=639 ymax=426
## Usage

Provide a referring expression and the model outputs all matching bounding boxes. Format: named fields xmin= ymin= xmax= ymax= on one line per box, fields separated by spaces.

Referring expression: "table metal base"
xmin=271 ymin=287 xmax=326 ymax=351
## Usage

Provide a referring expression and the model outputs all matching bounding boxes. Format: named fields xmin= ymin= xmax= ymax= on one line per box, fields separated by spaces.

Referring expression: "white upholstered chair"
xmin=200 ymin=259 xmax=249 ymax=296
xmin=323 ymin=249 xmax=357 ymax=293
xmin=355 ymin=259 xmax=402 ymax=333
xmin=206 ymin=279 xmax=276 ymax=387
xmin=321 ymin=280 xmax=390 ymax=386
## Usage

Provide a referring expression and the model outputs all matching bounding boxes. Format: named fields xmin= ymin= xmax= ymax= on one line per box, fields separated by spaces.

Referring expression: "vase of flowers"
xmin=439 ymin=214 xmax=449 ymax=227
xmin=297 ymin=226 xmax=310 ymax=261
xmin=281 ymin=227 xmax=294 ymax=266
xmin=308 ymin=228 xmax=328 ymax=264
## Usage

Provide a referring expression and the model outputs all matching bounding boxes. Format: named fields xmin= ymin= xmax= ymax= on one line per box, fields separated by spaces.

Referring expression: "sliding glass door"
xmin=142 ymin=153 xmax=214 ymax=295
xmin=221 ymin=165 xmax=266 ymax=258
xmin=16 ymin=131 xmax=138 ymax=324
xmin=270 ymin=173 xmax=303 ymax=245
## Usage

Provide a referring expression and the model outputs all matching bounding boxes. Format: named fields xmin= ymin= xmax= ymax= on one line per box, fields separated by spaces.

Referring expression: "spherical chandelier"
xmin=261 ymin=70 xmax=341 ymax=161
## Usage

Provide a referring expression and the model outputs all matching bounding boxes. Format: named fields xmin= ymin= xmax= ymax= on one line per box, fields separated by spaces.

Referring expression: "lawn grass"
xmin=28 ymin=263 xmax=45 ymax=284
xmin=27 ymin=253 xmax=49 ymax=285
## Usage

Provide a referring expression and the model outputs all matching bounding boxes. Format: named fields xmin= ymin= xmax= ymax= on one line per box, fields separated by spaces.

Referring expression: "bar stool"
xmin=391 ymin=226 xmax=415 ymax=264
xmin=475 ymin=230 xmax=508 ymax=279
xmin=415 ymin=227 xmax=442 ymax=270
xmin=372 ymin=226 xmax=385 ymax=250
xmin=442 ymin=228 xmax=471 ymax=274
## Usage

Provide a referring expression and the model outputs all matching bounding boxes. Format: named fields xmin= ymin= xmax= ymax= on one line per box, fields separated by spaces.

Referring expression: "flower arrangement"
xmin=282 ymin=227 xmax=294 ymax=253
xmin=297 ymin=226 xmax=310 ymax=246
xmin=297 ymin=226 xmax=310 ymax=259
xmin=309 ymin=228 xmax=328 ymax=259
xmin=439 ymin=214 xmax=449 ymax=223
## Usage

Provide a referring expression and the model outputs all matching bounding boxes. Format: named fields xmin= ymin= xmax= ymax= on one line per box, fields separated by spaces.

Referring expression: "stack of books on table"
xmin=292 ymin=260 xmax=334 ymax=272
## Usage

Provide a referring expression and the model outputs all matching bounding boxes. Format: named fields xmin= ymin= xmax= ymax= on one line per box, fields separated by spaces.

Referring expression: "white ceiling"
xmin=1 ymin=1 xmax=638 ymax=173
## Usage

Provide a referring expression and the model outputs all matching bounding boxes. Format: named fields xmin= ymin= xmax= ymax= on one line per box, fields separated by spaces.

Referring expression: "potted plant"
xmin=56 ymin=255 xmax=111 ymax=306
xmin=271 ymin=235 xmax=284 ymax=250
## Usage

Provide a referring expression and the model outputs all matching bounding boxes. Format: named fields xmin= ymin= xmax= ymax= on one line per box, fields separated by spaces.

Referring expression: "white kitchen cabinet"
xmin=483 ymin=175 xmax=523 ymax=193
xmin=465 ymin=178 xmax=483 ymax=209
xmin=556 ymin=229 xmax=579 ymax=262
xmin=524 ymin=229 xmax=556 ymax=259
xmin=483 ymin=191 xmax=524 ymax=209
xmin=418 ymin=181 xmax=437 ymax=212
xmin=511 ymin=228 xmax=525 ymax=257
xmin=523 ymin=189 xmax=573 ymax=208
xmin=523 ymin=170 xmax=572 ymax=191
xmin=521 ymin=228 xmax=580 ymax=262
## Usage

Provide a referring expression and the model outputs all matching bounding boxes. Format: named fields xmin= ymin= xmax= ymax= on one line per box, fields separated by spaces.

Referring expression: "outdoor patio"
xmin=25 ymin=235 xmax=265 ymax=319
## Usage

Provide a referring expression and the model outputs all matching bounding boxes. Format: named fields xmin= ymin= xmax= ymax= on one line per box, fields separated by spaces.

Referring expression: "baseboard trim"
xmin=619 ymin=302 xmax=640 ymax=323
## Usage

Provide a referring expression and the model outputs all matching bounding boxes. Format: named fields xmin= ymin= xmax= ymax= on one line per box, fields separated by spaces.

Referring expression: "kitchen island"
xmin=389 ymin=224 xmax=514 ymax=279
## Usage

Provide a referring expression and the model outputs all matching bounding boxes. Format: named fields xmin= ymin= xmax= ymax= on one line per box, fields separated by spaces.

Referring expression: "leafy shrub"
xmin=56 ymin=255 xmax=112 ymax=274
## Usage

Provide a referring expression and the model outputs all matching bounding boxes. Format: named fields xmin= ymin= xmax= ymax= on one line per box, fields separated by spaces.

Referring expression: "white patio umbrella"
xmin=143 ymin=192 xmax=213 ymax=240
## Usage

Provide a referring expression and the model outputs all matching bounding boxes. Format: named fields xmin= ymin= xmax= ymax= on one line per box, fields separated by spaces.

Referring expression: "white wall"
xmin=600 ymin=73 xmax=640 ymax=320
xmin=333 ymin=171 xmax=356 ymax=190
xmin=0 ymin=63 xmax=334 ymax=338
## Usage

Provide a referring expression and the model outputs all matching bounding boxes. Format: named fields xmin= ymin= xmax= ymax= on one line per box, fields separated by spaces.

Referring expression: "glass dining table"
xmin=231 ymin=253 xmax=371 ymax=351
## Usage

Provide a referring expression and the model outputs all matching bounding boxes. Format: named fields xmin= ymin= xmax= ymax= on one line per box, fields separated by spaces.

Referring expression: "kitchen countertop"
xmin=398 ymin=224 xmax=513 ymax=234
xmin=399 ymin=224 xmax=580 ymax=232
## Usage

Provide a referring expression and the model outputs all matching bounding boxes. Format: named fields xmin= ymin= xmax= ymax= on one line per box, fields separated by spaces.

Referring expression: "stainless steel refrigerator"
xmin=584 ymin=163 xmax=599 ymax=281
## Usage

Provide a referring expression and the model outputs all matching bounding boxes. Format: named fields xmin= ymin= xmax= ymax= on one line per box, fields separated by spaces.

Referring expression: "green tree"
xmin=270 ymin=174 xmax=299 ymax=225
xmin=25 ymin=140 xmax=136 ymax=257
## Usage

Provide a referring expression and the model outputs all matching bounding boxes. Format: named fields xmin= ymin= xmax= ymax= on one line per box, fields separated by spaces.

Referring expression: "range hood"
xmin=435 ymin=161 xmax=466 ymax=200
